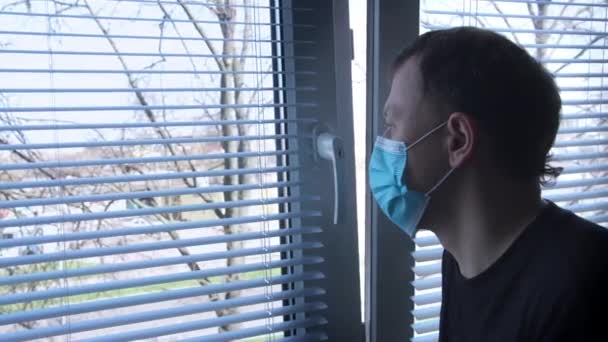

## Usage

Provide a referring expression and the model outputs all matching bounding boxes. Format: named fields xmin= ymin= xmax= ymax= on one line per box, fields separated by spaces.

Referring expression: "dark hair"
xmin=393 ymin=27 xmax=562 ymax=184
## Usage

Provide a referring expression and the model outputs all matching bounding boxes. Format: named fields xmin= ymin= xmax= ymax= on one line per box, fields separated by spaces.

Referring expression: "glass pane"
xmin=0 ymin=0 xmax=296 ymax=340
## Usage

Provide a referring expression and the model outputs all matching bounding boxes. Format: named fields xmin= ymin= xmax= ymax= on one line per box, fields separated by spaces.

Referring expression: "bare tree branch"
xmin=156 ymin=0 xmax=199 ymax=74
xmin=82 ymin=0 xmax=202 ymax=187
xmin=81 ymin=0 xmax=223 ymax=295
xmin=549 ymin=0 xmax=584 ymax=31
xmin=554 ymin=34 xmax=608 ymax=73
xmin=239 ymin=0 xmax=252 ymax=68
xmin=175 ymin=0 xmax=226 ymax=71
xmin=1 ymin=0 xmax=30 ymax=11
xmin=491 ymin=2 xmax=521 ymax=44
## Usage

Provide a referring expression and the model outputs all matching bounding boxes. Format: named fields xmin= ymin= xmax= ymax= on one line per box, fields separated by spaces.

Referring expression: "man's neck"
xmin=433 ymin=182 xmax=544 ymax=279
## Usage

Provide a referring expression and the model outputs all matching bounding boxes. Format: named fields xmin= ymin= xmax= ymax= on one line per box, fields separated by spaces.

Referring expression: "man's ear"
xmin=446 ymin=112 xmax=476 ymax=168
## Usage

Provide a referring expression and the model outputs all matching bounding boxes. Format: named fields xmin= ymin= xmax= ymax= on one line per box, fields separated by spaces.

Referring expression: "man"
xmin=369 ymin=27 xmax=608 ymax=341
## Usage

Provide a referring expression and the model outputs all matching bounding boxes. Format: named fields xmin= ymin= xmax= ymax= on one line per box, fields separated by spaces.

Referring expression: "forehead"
xmin=384 ymin=58 xmax=424 ymax=115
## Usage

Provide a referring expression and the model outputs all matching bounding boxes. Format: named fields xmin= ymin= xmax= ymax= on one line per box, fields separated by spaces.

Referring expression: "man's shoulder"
xmin=535 ymin=202 xmax=608 ymax=285
xmin=546 ymin=203 xmax=608 ymax=254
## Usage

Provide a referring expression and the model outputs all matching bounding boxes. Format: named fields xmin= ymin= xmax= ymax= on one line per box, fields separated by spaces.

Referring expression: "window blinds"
xmin=414 ymin=1 xmax=608 ymax=341
xmin=0 ymin=0 xmax=328 ymax=340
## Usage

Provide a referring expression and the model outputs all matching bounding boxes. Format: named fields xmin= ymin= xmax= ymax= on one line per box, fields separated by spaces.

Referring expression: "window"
xmin=0 ymin=0 xmax=361 ymax=340
xmin=407 ymin=1 xmax=608 ymax=341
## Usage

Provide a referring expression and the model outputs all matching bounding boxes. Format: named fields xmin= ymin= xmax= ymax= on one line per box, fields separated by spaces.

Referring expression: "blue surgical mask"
xmin=369 ymin=121 xmax=455 ymax=237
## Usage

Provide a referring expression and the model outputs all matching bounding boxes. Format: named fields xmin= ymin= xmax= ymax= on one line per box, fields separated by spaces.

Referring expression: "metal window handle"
xmin=316 ymin=132 xmax=344 ymax=225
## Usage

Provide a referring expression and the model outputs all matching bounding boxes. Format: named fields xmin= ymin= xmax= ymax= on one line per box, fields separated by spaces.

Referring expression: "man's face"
xmin=383 ymin=58 xmax=449 ymax=198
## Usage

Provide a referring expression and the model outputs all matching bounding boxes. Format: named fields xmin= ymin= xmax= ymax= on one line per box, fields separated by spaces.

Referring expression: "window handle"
xmin=316 ymin=132 xmax=344 ymax=225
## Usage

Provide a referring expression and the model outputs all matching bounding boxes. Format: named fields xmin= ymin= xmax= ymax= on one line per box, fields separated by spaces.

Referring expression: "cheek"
xmin=392 ymin=122 xmax=417 ymax=144
xmin=403 ymin=139 xmax=447 ymax=192
xmin=403 ymin=148 xmax=428 ymax=191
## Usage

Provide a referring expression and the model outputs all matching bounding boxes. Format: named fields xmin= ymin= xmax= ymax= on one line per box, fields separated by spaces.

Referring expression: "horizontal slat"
xmin=0 ymin=31 xmax=313 ymax=44
xmin=1 ymin=238 xmax=323 ymax=285
xmin=561 ymin=99 xmax=608 ymax=106
xmin=483 ymin=0 xmax=608 ymax=8
xmin=0 ymin=118 xmax=315 ymax=131
xmin=0 ymin=195 xmax=317 ymax=229
xmin=522 ymin=43 xmax=608 ymax=50
xmin=585 ymin=213 xmax=608 ymax=223
xmin=2 ymin=103 xmax=312 ymax=113
xmin=546 ymin=176 xmax=608 ymax=190
xmin=552 ymin=152 xmax=608 ymax=162
xmin=0 ymin=211 xmax=320 ymax=248
xmin=546 ymin=59 xmax=608 ymax=64
xmin=1 ymin=287 xmax=324 ymax=338
xmin=0 ymin=134 xmax=296 ymax=149
xmin=559 ymin=86 xmax=608 ymax=92
xmin=412 ymin=291 xmax=442 ymax=306
xmin=0 ymin=11 xmax=315 ymax=27
xmin=425 ymin=24 xmax=608 ymax=36
xmin=546 ymin=189 xmax=608 ymax=202
xmin=412 ymin=318 xmax=440 ymax=335
xmin=0 ymin=149 xmax=296 ymax=171
xmin=414 ymin=235 xmax=440 ymax=247
xmin=414 ymin=262 xmax=442 ymax=277
xmin=561 ymin=112 xmax=608 ymax=120
xmin=78 ymin=302 xmax=327 ymax=342
xmin=0 ymin=180 xmax=298 ymax=209
xmin=0 ymin=68 xmax=313 ymax=75
xmin=180 ymin=318 xmax=328 ymax=342
xmin=0 ymin=256 xmax=324 ymax=305
xmin=564 ymin=201 xmax=608 ymax=213
xmin=561 ymin=164 xmax=608 ymax=175
xmin=424 ymin=9 xmax=608 ymax=23
xmin=0 ymin=87 xmax=316 ymax=94
xmin=556 ymin=73 xmax=608 ymax=78
xmin=0 ymin=165 xmax=296 ymax=190
xmin=0 ymin=49 xmax=314 ymax=59
xmin=412 ymin=332 xmax=439 ymax=342
xmin=558 ymin=126 xmax=608 ymax=134
xmin=539 ymin=58 xmax=608 ymax=65
xmin=412 ymin=248 xmax=444 ymax=262
xmin=554 ymin=139 xmax=608 ymax=148
xmin=412 ymin=276 xmax=442 ymax=291
xmin=0 ymin=271 xmax=324 ymax=326
xmin=412 ymin=305 xmax=441 ymax=320
xmin=108 ymin=0 xmax=308 ymax=11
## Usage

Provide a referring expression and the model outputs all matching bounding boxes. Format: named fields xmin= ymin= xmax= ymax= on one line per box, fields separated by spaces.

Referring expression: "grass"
xmin=1 ymin=264 xmax=284 ymax=313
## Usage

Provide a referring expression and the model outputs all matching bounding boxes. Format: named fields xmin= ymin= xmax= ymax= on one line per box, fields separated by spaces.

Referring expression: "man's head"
xmin=383 ymin=27 xmax=562 ymax=229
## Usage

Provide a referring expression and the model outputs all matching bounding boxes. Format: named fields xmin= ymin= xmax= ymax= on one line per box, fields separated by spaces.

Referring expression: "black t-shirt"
xmin=439 ymin=201 xmax=608 ymax=342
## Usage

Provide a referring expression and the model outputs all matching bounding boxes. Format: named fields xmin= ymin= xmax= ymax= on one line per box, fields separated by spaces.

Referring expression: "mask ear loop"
xmin=405 ymin=120 xmax=453 ymax=196
xmin=426 ymin=167 xmax=456 ymax=196
xmin=407 ymin=121 xmax=448 ymax=150
xmin=383 ymin=126 xmax=392 ymax=138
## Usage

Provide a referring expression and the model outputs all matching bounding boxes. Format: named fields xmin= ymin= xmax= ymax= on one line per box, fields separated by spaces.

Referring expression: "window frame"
xmin=365 ymin=0 xmax=421 ymax=341
xmin=281 ymin=0 xmax=364 ymax=339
